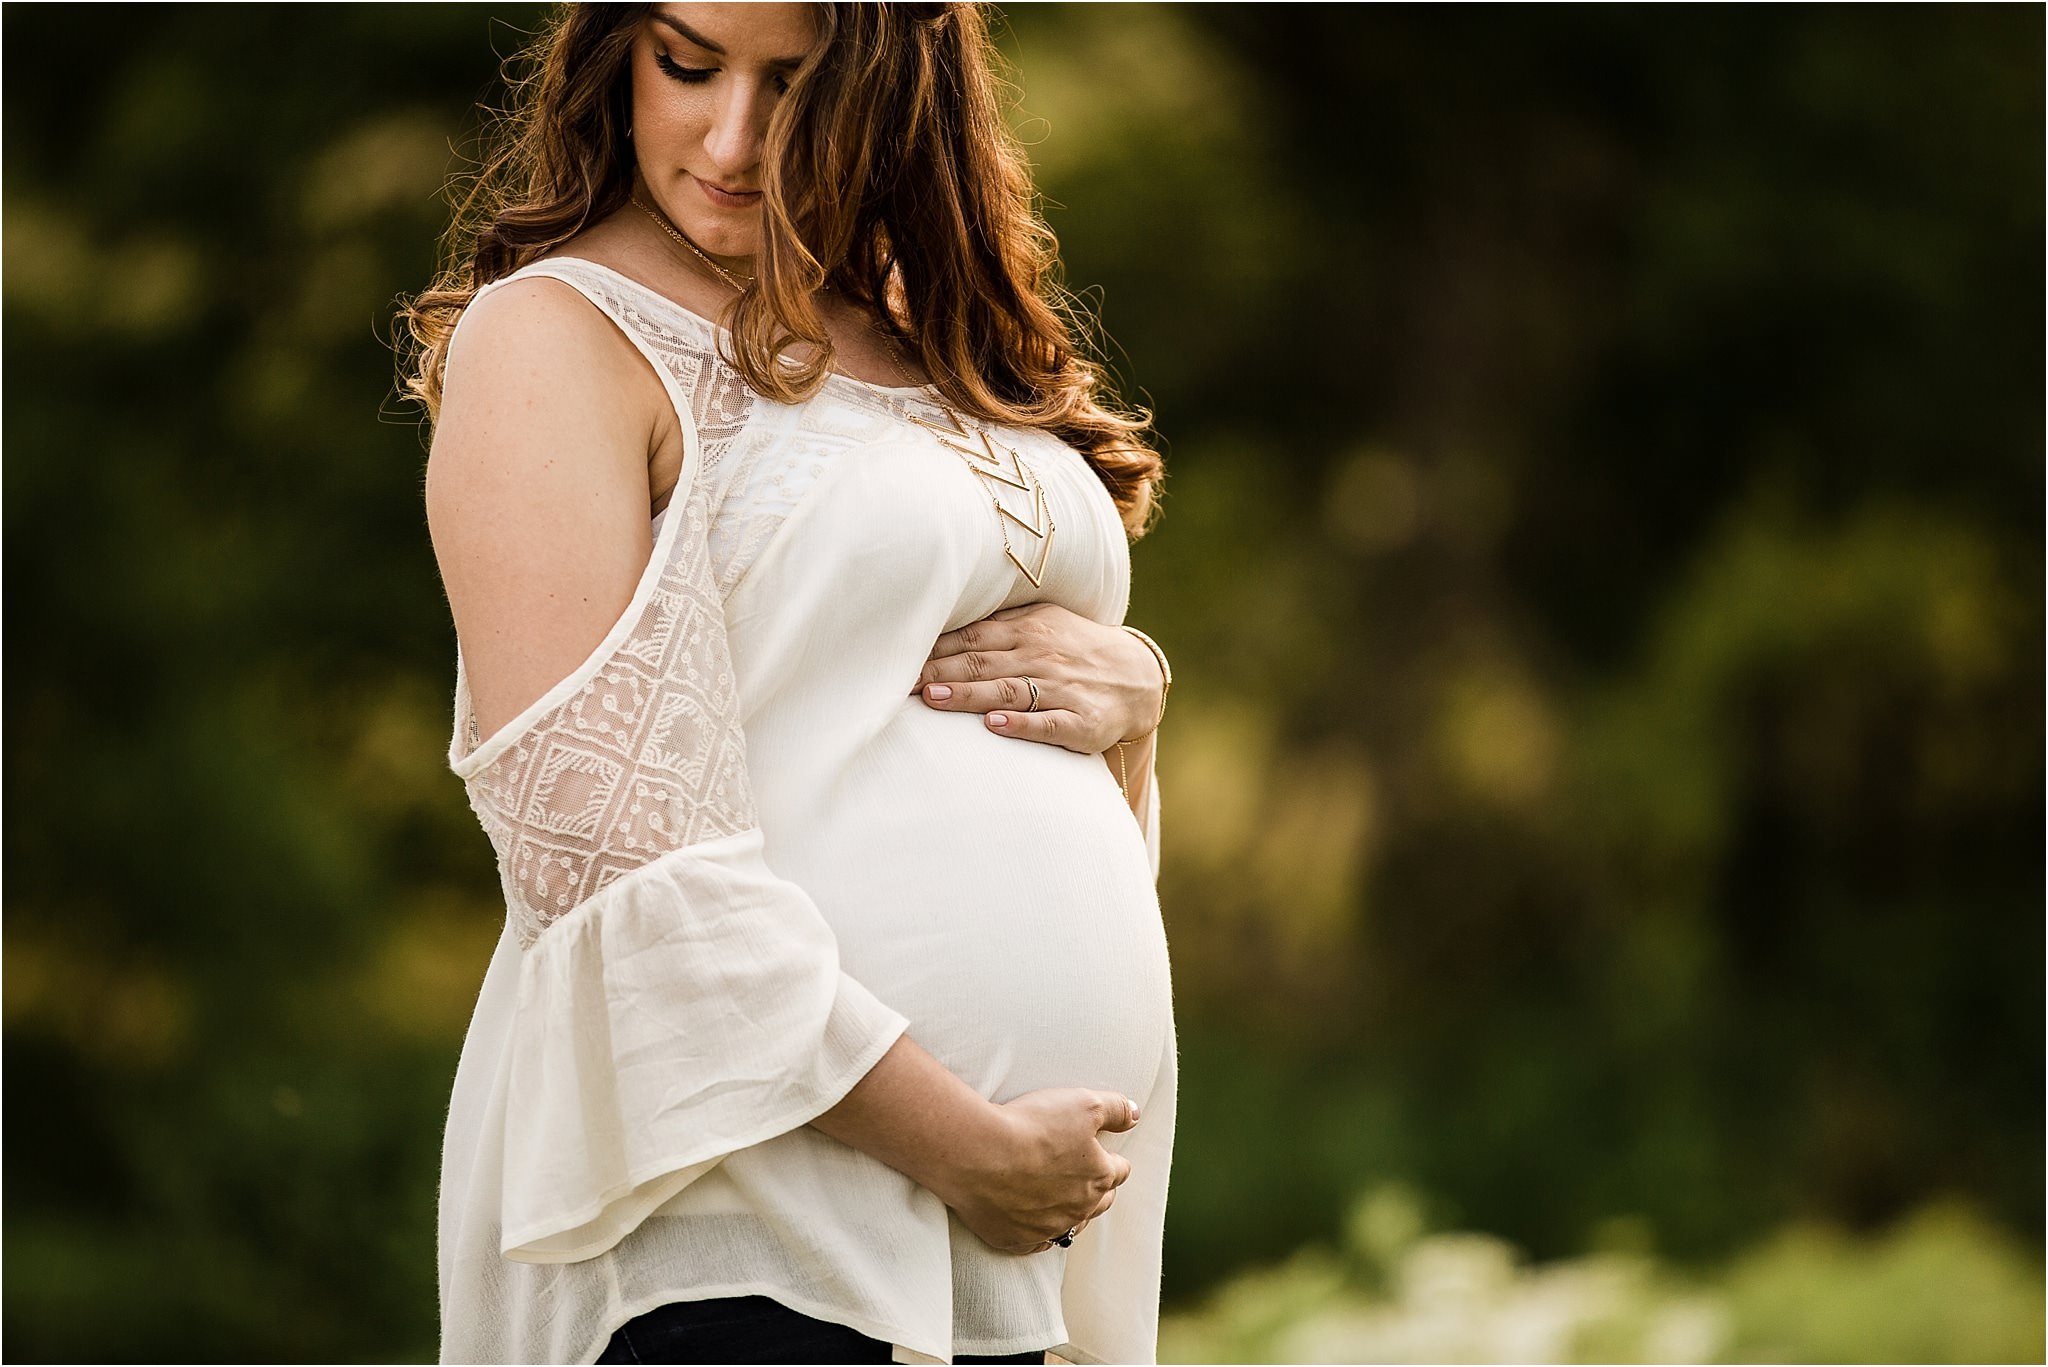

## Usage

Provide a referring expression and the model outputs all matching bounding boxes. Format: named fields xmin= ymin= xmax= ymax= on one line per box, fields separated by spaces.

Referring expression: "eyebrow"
xmin=653 ymin=12 xmax=807 ymax=71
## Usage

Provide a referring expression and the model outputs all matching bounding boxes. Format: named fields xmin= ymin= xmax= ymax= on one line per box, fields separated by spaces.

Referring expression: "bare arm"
xmin=813 ymin=1034 xmax=1136 ymax=1252
xmin=425 ymin=278 xmax=675 ymax=740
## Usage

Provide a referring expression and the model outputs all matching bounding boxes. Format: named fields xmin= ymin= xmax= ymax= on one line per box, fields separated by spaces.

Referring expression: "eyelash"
xmin=654 ymin=48 xmax=790 ymax=93
xmin=654 ymin=50 xmax=713 ymax=83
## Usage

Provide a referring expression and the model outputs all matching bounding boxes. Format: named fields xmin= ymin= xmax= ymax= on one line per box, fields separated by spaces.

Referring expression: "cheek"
xmin=630 ymin=82 xmax=711 ymax=157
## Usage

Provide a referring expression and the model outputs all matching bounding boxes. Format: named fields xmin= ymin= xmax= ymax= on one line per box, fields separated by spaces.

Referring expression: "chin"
xmin=701 ymin=227 xmax=761 ymax=259
xmin=672 ymin=210 xmax=758 ymax=261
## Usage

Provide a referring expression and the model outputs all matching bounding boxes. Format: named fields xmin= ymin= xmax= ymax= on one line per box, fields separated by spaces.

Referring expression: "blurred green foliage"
xmin=3 ymin=4 xmax=2039 ymax=1362
xmin=1161 ymin=1187 xmax=2044 ymax=1363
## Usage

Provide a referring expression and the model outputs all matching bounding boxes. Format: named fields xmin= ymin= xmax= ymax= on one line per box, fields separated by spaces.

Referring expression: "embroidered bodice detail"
xmin=529 ymin=258 xmax=920 ymax=598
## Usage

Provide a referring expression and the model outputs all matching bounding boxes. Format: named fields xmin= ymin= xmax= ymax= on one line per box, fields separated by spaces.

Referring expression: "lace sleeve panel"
xmin=454 ymin=484 xmax=755 ymax=949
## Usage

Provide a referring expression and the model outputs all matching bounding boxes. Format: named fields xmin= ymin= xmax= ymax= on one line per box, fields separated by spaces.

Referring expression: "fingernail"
xmin=989 ymin=713 xmax=1008 ymax=727
xmin=927 ymin=684 xmax=952 ymax=701
xmin=1128 ymin=1100 xmax=1141 ymax=1123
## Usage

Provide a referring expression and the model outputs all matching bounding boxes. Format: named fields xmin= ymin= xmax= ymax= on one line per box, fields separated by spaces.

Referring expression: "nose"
xmin=702 ymin=78 xmax=770 ymax=181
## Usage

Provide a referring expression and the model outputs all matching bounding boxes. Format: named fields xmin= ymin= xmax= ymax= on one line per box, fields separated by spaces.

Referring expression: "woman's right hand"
xmin=810 ymin=1036 xmax=1140 ymax=1256
xmin=934 ymin=1087 xmax=1140 ymax=1254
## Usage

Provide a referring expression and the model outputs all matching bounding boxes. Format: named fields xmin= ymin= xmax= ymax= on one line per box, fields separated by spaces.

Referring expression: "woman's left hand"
xmin=912 ymin=603 xmax=1164 ymax=755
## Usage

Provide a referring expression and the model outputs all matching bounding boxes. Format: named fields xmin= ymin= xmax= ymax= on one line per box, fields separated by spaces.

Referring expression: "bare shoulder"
xmin=440 ymin=274 xmax=659 ymax=433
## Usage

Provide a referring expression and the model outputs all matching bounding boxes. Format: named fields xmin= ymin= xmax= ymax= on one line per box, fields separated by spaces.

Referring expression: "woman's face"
xmin=628 ymin=2 xmax=819 ymax=265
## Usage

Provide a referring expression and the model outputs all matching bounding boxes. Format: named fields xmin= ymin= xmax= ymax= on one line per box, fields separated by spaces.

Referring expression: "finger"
xmin=985 ymin=708 xmax=1088 ymax=752
xmin=1094 ymin=1093 xmax=1142 ymax=1133
xmin=1085 ymin=1187 xmax=1117 ymax=1220
xmin=916 ymin=649 xmax=1028 ymax=690
xmin=923 ymin=676 xmax=1036 ymax=713
xmin=927 ymin=617 xmax=1023 ymax=663
xmin=1106 ymin=1153 xmax=1133 ymax=1188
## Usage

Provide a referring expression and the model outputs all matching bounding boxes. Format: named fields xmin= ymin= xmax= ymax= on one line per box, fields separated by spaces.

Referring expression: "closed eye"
xmin=654 ymin=49 xmax=713 ymax=83
xmin=654 ymin=47 xmax=789 ymax=94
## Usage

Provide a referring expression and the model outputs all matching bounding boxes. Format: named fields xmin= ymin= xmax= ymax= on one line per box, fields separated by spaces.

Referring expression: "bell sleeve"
xmin=446 ymin=442 xmax=910 ymax=1266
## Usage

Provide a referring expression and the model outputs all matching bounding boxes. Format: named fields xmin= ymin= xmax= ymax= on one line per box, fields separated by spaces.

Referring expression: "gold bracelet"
xmin=1120 ymin=625 xmax=1171 ymax=734
xmin=1116 ymin=740 xmax=1130 ymax=800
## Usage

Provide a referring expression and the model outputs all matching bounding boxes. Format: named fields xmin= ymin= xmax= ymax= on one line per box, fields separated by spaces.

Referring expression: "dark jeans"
xmin=596 ymin=1294 xmax=1049 ymax=1365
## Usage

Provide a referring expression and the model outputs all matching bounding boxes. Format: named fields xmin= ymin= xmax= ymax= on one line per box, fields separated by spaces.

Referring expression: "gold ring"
xmin=1023 ymin=676 xmax=1041 ymax=712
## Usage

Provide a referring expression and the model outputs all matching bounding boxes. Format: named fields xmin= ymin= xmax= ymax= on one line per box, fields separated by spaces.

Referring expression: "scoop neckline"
xmin=535 ymin=254 xmax=944 ymax=399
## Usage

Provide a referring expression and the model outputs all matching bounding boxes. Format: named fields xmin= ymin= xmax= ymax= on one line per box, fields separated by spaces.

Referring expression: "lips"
xmin=694 ymin=175 xmax=762 ymax=209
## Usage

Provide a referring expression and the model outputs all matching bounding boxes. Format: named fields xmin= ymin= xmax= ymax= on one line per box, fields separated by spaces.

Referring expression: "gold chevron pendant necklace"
xmin=899 ymin=404 xmax=1056 ymax=588
xmin=875 ymin=338 xmax=1055 ymax=587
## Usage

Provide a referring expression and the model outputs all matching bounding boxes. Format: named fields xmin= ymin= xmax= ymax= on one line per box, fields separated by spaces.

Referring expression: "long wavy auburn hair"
xmin=398 ymin=2 xmax=1162 ymax=536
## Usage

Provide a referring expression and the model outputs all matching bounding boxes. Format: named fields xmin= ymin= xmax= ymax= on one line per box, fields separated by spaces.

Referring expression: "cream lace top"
xmin=435 ymin=257 xmax=1176 ymax=1365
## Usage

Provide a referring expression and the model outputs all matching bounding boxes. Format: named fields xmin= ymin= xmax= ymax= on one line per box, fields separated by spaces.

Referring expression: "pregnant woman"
xmin=404 ymin=5 xmax=1175 ymax=1363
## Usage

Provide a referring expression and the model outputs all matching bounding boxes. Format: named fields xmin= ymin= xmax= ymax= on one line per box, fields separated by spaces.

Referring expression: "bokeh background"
xmin=4 ymin=4 xmax=2041 ymax=1361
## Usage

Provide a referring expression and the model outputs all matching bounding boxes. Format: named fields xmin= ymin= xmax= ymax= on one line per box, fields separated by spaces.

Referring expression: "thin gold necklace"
xmin=631 ymin=193 xmax=754 ymax=292
xmin=877 ymin=330 xmax=1056 ymax=588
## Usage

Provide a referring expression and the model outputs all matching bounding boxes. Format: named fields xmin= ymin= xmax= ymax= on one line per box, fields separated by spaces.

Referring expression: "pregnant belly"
xmin=752 ymin=702 xmax=1173 ymax=1107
